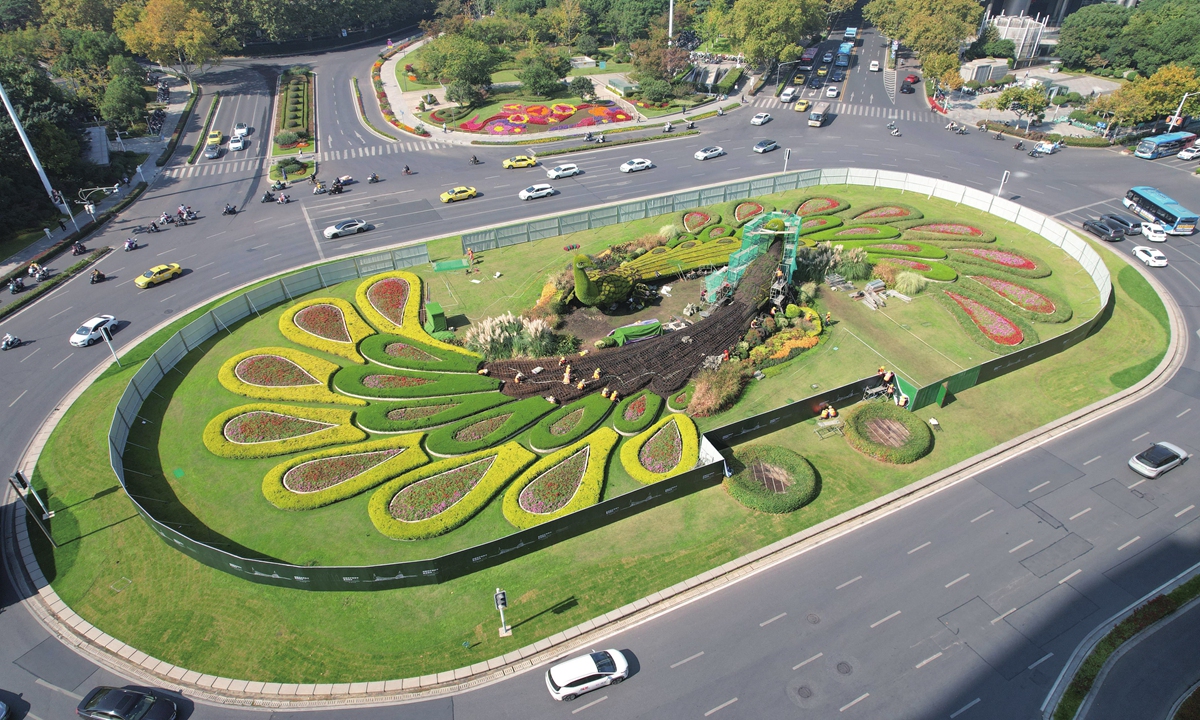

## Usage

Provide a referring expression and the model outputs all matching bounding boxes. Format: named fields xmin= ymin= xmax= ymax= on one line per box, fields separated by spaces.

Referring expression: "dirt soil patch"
xmin=750 ymin=462 xmax=793 ymax=493
xmin=558 ymin=277 xmax=709 ymax=347
xmin=865 ymin=417 xmax=911 ymax=447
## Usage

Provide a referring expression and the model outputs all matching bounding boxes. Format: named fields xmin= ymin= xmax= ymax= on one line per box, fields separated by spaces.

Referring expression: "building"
xmin=960 ymin=58 xmax=1012 ymax=84
xmin=988 ymin=14 xmax=1048 ymax=67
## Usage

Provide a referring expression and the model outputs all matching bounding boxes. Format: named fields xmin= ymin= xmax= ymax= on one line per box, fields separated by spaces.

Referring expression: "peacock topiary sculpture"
xmin=572 ymin=254 xmax=635 ymax=308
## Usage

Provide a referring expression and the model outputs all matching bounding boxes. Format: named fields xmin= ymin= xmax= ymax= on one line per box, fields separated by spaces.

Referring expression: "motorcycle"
xmin=8 ymin=279 xmax=24 ymax=294
xmin=33 ymin=268 xmax=50 ymax=282
xmin=71 ymin=243 xmax=86 ymax=256
xmin=161 ymin=214 xmax=175 ymax=224
xmin=124 ymin=239 xmax=138 ymax=252
xmin=1014 ymin=141 xmax=1024 ymax=150
xmin=271 ymin=181 xmax=287 ymax=191
xmin=954 ymin=127 xmax=968 ymax=135
xmin=261 ymin=192 xmax=274 ymax=203
xmin=276 ymin=194 xmax=290 ymax=204
xmin=663 ymin=122 xmax=672 ymax=132
xmin=595 ymin=134 xmax=605 ymax=143
xmin=184 ymin=209 xmax=197 ymax=221
xmin=890 ymin=128 xmax=901 ymax=136
xmin=468 ymin=156 xmax=479 ymax=165
xmin=90 ymin=271 xmax=105 ymax=284
xmin=330 ymin=184 xmax=343 ymax=195
xmin=368 ymin=173 xmax=380 ymax=184
xmin=0 ymin=335 xmax=21 ymax=351
xmin=403 ymin=166 xmax=412 ymax=175
xmin=994 ymin=132 xmax=1004 ymax=140
xmin=686 ymin=120 xmax=695 ymax=129
xmin=222 ymin=205 xmax=237 ymax=215
xmin=313 ymin=183 xmax=327 ymax=195
xmin=1028 ymin=149 xmax=1040 ymax=157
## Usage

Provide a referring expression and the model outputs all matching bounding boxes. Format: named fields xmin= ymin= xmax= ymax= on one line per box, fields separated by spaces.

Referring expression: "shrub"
xmin=358 ymin=334 xmax=482 ymax=372
xmin=368 ymin=442 xmax=536 ymax=540
xmin=689 ymin=361 xmax=749 ymax=416
xmin=724 ymin=445 xmax=819 ymax=513
xmin=844 ymin=402 xmax=934 ymax=464
xmin=785 ymin=304 xmax=801 ymax=318
xmin=624 ymin=236 xmax=738 ymax=280
xmin=612 ymin=390 xmax=664 ymax=435
xmin=217 ymin=347 xmax=364 ymax=405
xmin=274 ymin=131 xmax=299 ymax=145
xmin=894 ymin=271 xmax=928 ymax=295
xmin=463 ymin=312 xmax=560 ymax=360
xmin=619 ymin=413 xmax=700 ymax=484
xmin=528 ymin=393 xmax=613 ymax=452
xmin=715 ymin=66 xmax=742 ymax=94
xmin=203 ymin=404 xmax=365 ymax=459
xmin=798 ymin=282 xmax=818 ymax=305
xmin=262 ymin=435 xmax=428 ymax=510
xmin=356 ymin=394 xmax=514 ymax=433
xmin=277 ymin=297 xmax=375 ymax=364
xmin=658 ymin=224 xmax=679 ymax=241
xmin=333 ymin=364 xmax=500 ymax=399
xmin=424 ymin=396 xmax=555 ymax=456
xmin=503 ymin=428 xmax=619 ymax=528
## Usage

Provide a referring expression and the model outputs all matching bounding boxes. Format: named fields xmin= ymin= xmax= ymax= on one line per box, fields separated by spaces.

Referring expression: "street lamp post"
xmin=0 ymin=78 xmax=81 ymax=232
xmin=76 ymin=185 xmax=121 ymax=223
xmin=1167 ymin=91 xmax=1196 ymax=133
xmin=997 ymin=170 xmax=1010 ymax=198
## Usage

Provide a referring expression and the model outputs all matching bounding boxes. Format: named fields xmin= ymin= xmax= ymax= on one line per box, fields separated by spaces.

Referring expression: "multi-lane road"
xmin=4 ymin=26 xmax=1200 ymax=719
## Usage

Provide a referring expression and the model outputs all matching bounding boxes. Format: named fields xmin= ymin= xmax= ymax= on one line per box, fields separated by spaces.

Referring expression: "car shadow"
xmin=0 ymin=688 xmax=31 ymax=720
xmin=619 ymin=649 xmax=641 ymax=679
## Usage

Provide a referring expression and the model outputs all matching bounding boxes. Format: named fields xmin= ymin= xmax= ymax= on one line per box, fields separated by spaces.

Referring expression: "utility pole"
xmin=667 ymin=0 xmax=674 ymax=45
xmin=0 ymin=79 xmax=79 ymax=231
xmin=1167 ymin=92 xmax=1196 ymax=133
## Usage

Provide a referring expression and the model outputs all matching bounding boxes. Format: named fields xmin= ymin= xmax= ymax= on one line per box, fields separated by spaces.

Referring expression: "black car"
xmin=1100 ymin=213 xmax=1142 ymax=235
xmin=77 ymin=687 xmax=178 ymax=720
xmin=1081 ymin=219 xmax=1123 ymax=241
xmin=899 ymin=83 xmax=915 ymax=94
xmin=808 ymin=78 xmax=823 ymax=89
xmin=831 ymin=69 xmax=847 ymax=82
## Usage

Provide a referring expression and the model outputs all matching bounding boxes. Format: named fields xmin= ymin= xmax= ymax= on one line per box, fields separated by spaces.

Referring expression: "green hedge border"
xmin=262 ymin=435 xmax=428 ymax=510
xmin=798 ymin=215 xmax=844 ymax=237
xmin=836 ymin=239 xmax=947 ymax=259
xmin=356 ymin=394 xmax=514 ymax=433
xmin=277 ymin=297 xmax=375 ymax=365
xmin=333 ymin=364 xmax=500 ymax=400
xmin=528 ymin=393 xmax=613 ymax=452
xmin=959 ymin=269 xmax=1074 ymax=324
xmin=794 ymin=195 xmax=850 ymax=217
xmin=619 ymin=413 xmax=701 ymax=484
xmin=502 ymin=428 xmax=619 ymax=528
xmin=367 ymin=442 xmax=536 ymax=540
xmin=934 ymin=285 xmax=1041 ymax=354
xmin=809 ymin=224 xmax=901 ymax=243
xmin=537 ymin=130 xmax=700 ymax=158
xmin=358 ymin=334 xmax=482 ymax=373
xmin=724 ymin=445 xmax=819 ymax=513
xmin=666 ymin=384 xmax=694 ymax=413
xmin=187 ymin=92 xmax=220 ymax=165
xmin=202 ymin=403 xmax=364 ymax=459
xmin=843 ymin=402 xmax=934 ymax=464
xmin=846 ymin=202 xmax=925 ymax=224
xmin=947 ymin=245 xmax=1052 ymax=279
xmin=217 ymin=347 xmax=365 ymax=406
xmin=424 ymin=396 xmax=555 ymax=456
xmin=612 ymin=389 xmax=664 ymax=435
xmin=871 ymin=255 xmax=959 ymax=282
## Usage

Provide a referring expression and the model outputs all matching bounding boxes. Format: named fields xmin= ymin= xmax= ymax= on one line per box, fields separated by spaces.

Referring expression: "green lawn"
xmin=27 ymin=186 xmax=1165 ymax=683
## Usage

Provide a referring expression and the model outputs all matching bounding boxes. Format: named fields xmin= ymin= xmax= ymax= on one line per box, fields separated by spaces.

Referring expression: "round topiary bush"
xmin=844 ymin=402 xmax=934 ymax=464
xmin=724 ymin=445 xmax=819 ymax=513
xmin=274 ymin=131 xmax=299 ymax=145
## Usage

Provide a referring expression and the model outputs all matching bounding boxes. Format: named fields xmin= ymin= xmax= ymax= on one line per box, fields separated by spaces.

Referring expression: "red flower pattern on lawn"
xmin=454 ymin=413 xmax=512 ymax=442
xmin=224 ymin=412 xmax=333 ymax=443
xmin=958 ymin=248 xmax=1036 ymax=270
xmin=519 ymin=447 xmax=589 ymax=514
xmin=283 ymin=449 xmax=404 ymax=493
xmin=797 ymin=198 xmax=837 ymax=215
xmin=858 ymin=206 xmax=910 ymax=219
xmin=735 ymin=202 xmax=764 ymax=222
xmin=969 ymin=276 xmax=1055 ymax=314
xmin=390 ymin=456 xmax=495 ymax=521
xmin=366 ymin=277 xmax=410 ymax=327
xmin=801 ymin=218 xmax=831 ymax=229
xmin=836 ymin=227 xmax=882 ymax=235
xmin=385 ymin=342 xmax=440 ymax=363
xmin=946 ymin=292 xmax=1023 ymax=345
xmin=549 ymin=408 xmax=584 ymax=436
xmin=387 ymin=403 xmax=452 ymax=421
xmin=294 ymin=304 xmax=351 ymax=343
xmin=683 ymin=212 xmax=711 ymax=233
xmin=639 ymin=419 xmax=683 ymax=473
xmin=871 ymin=243 xmax=921 ymax=253
xmin=879 ymin=257 xmax=932 ymax=271
xmin=909 ymin=223 xmax=983 ymax=236
xmin=234 ymin=355 xmax=319 ymax=387
xmin=364 ymin=374 xmax=433 ymax=388
xmin=706 ymin=226 xmax=727 ymax=239
xmin=623 ymin=394 xmax=647 ymax=422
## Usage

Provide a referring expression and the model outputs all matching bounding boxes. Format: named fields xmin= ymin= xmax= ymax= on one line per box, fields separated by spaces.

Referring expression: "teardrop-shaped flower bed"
xmin=366 ymin=276 xmax=410 ymax=328
xmin=367 ymin=374 xmax=434 ymax=389
xmin=235 ymin=354 xmax=318 ymax=386
xmin=262 ymin=435 xmax=428 ymax=510
xmin=369 ymin=442 xmax=536 ymax=540
xmin=735 ymin=202 xmax=764 ymax=223
xmin=852 ymin=204 xmax=918 ymax=222
xmin=454 ymin=413 xmax=512 ymax=442
xmin=705 ymin=225 xmax=731 ymax=240
xmin=203 ymin=404 xmax=365 ymax=458
xmin=683 ymin=211 xmax=713 ymax=234
xmin=798 ymin=216 xmax=844 ymax=237
xmin=294 ymin=303 xmax=351 ymax=342
xmin=796 ymin=197 xmax=841 ymax=215
xmin=836 ymin=240 xmax=947 ymax=259
xmin=504 ymin=428 xmax=620 ymax=528
xmin=908 ymin=222 xmax=983 ymax=237
xmin=945 ymin=291 xmax=1024 ymax=345
xmin=425 ymin=396 xmax=554 ymax=456
xmin=355 ymin=393 xmax=513 ymax=433
xmin=956 ymin=247 xmax=1037 ymax=270
xmin=667 ymin=384 xmax=693 ymax=412
xmin=969 ymin=275 xmax=1055 ymax=314
xmin=354 ymin=271 xmax=479 ymax=357
xmin=333 ymin=364 xmax=500 ymax=399
xmin=619 ymin=413 xmax=701 ymax=484
xmin=358 ymin=333 xmax=483 ymax=372
xmin=528 ymin=393 xmax=613 ymax=452
xmin=809 ymin=224 xmax=900 ymax=242
xmin=613 ymin=389 xmax=664 ymax=435
xmin=218 ymin=347 xmax=365 ymax=405
xmin=278 ymin=298 xmax=374 ymax=364
xmin=878 ymin=257 xmax=932 ymax=271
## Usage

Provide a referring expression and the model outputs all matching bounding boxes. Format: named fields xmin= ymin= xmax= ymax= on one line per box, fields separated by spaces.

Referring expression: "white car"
xmin=1178 ymin=146 xmax=1200 ymax=160
xmin=825 ymin=86 xmax=839 ymax=98
xmin=233 ymin=122 xmax=249 ymax=138
xmin=546 ymin=649 xmax=629 ymax=701
xmin=230 ymin=135 xmax=247 ymax=151
xmin=518 ymin=183 xmax=554 ymax=200
xmin=70 ymin=315 xmax=118 ymax=347
xmin=1129 ymin=441 xmax=1188 ymax=478
xmin=1141 ymin=222 xmax=1167 ymax=242
xmin=619 ymin=158 xmax=652 ymax=173
xmin=694 ymin=146 xmax=725 ymax=160
xmin=323 ymin=218 xmax=369 ymax=239
xmin=869 ymin=60 xmax=881 ymax=71
xmin=1132 ymin=245 xmax=1167 ymax=267
xmin=546 ymin=163 xmax=580 ymax=179
xmin=752 ymin=139 xmax=778 ymax=153
xmin=751 ymin=112 xmax=772 ymax=126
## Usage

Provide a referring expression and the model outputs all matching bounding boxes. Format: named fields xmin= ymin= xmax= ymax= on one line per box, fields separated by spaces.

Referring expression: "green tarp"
xmin=609 ymin=319 xmax=662 ymax=346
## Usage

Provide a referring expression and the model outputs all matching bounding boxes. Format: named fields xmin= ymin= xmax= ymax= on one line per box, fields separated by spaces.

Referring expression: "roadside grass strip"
xmin=356 ymin=394 xmax=515 ymax=433
xmin=203 ymin=403 xmax=365 ymax=458
xmin=332 ymin=364 xmax=500 ymax=399
xmin=424 ymin=396 xmax=555 ymax=456
xmin=528 ymin=394 xmax=614 ymax=452
xmin=612 ymin=389 xmax=664 ymax=435
xmin=368 ymin=442 xmax=537 ymax=540
xmin=619 ymin=413 xmax=700 ymax=484
xmin=262 ymin=434 xmax=429 ymax=510
xmin=218 ymin=347 xmax=365 ymax=406
xmin=359 ymin=333 xmax=483 ymax=373
xmin=278 ymin=297 xmax=375 ymax=364
xmin=503 ymin=428 xmax=620 ymax=528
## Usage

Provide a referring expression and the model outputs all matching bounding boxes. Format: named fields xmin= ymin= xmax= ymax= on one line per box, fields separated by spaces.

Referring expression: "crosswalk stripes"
xmin=164 ymin=140 xmax=450 ymax=178
xmin=748 ymin=96 xmax=936 ymax=123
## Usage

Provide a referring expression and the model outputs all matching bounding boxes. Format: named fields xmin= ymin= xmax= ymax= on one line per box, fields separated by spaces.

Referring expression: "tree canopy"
xmin=863 ymin=0 xmax=982 ymax=56
xmin=1057 ymin=0 xmax=1200 ymax=75
xmin=728 ymin=0 xmax=824 ymax=64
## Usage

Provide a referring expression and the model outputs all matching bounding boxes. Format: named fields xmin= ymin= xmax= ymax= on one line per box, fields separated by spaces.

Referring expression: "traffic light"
xmin=50 ymin=189 xmax=62 ymax=205
xmin=11 ymin=471 xmax=28 ymax=490
xmin=494 ymin=589 xmax=507 ymax=610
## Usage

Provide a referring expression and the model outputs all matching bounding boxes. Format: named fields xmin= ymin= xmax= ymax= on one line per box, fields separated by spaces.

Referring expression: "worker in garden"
xmin=593 ymin=367 xmax=601 ymax=380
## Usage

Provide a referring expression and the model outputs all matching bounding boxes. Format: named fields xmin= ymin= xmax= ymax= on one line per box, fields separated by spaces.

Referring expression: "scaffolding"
xmin=704 ymin=211 xmax=801 ymax=299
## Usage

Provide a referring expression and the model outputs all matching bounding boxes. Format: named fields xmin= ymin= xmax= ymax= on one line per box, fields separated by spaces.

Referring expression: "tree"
xmin=517 ymin=43 xmax=570 ymax=96
xmin=990 ymin=85 xmax=1049 ymax=130
xmin=863 ymin=0 xmax=981 ymax=56
xmin=921 ymin=52 xmax=958 ymax=89
xmin=940 ymin=69 xmax=964 ymax=91
xmin=822 ymin=0 xmax=855 ymax=31
xmin=116 ymin=0 xmax=220 ymax=79
xmin=446 ymin=79 xmax=484 ymax=107
xmin=1115 ymin=0 xmax=1200 ymax=76
xmin=630 ymin=27 xmax=689 ymax=80
xmin=569 ymin=74 xmax=595 ymax=101
xmin=0 ymin=0 xmax=40 ymax=32
xmin=606 ymin=0 xmax=668 ymax=41
xmin=100 ymin=74 xmax=145 ymax=127
xmin=575 ymin=33 xmax=598 ymax=56
xmin=697 ymin=0 xmax=727 ymax=49
xmin=417 ymin=33 xmax=504 ymax=88
xmin=40 ymin=0 xmax=116 ymax=31
xmin=729 ymin=0 xmax=824 ymax=65
xmin=640 ymin=77 xmax=672 ymax=102
xmin=547 ymin=0 xmax=585 ymax=45
xmin=1134 ymin=63 xmax=1200 ymax=119
xmin=1056 ymin=3 xmax=1131 ymax=70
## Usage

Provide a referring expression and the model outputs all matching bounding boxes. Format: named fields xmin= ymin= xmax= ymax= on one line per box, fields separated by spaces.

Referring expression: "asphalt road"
xmin=4 ymin=26 xmax=1200 ymax=720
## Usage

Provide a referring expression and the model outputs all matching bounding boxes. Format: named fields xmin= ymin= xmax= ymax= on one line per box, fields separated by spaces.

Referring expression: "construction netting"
xmin=705 ymin=212 xmax=801 ymax=296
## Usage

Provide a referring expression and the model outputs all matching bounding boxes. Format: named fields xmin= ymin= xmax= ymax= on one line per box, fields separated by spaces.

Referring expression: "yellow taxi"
xmin=794 ymin=99 xmax=811 ymax=112
xmin=135 ymin=263 xmax=182 ymax=289
xmin=794 ymin=72 xmax=807 ymax=85
xmin=816 ymin=66 xmax=828 ymax=78
xmin=439 ymin=186 xmax=478 ymax=203
xmin=206 ymin=130 xmax=222 ymax=144
xmin=502 ymin=155 xmax=537 ymax=169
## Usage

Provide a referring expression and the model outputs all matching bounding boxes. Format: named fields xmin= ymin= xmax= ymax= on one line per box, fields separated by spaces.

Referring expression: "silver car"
xmin=1128 ymin=442 xmax=1188 ymax=478
xmin=694 ymin=146 xmax=725 ymax=160
xmin=70 ymin=315 xmax=118 ymax=347
xmin=546 ymin=649 xmax=629 ymax=701
xmin=546 ymin=163 xmax=580 ymax=179
xmin=323 ymin=219 xmax=369 ymax=239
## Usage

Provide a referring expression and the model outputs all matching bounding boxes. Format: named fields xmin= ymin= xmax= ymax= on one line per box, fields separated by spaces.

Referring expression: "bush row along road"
xmin=4 ymin=28 xmax=1200 ymax=719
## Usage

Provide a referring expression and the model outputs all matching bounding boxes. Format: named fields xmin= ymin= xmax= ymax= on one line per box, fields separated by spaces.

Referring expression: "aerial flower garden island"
xmin=134 ymin=190 xmax=1106 ymax=571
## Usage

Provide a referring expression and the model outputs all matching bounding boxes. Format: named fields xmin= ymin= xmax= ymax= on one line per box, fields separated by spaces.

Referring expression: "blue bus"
xmin=1133 ymin=131 xmax=1196 ymax=159
xmin=1123 ymin=187 xmax=1198 ymax=235
xmin=838 ymin=41 xmax=854 ymax=56
xmin=844 ymin=27 xmax=858 ymax=41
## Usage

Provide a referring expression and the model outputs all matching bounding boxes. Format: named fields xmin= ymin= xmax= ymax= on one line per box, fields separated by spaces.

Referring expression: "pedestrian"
xmin=58 ymin=219 xmax=66 ymax=232
xmin=282 ymin=168 xmax=288 ymax=182
xmin=824 ymin=312 xmax=831 ymax=325
xmin=122 ymin=175 xmax=129 ymax=186
xmin=442 ymin=122 xmax=447 ymax=133
xmin=467 ymin=248 xmax=474 ymax=266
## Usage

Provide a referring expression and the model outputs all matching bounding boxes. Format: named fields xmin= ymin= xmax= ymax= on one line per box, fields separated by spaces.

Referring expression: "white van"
xmin=780 ymin=86 xmax=798 ymax=103
xmin=869 ymin=60 xmax=880 ymax=72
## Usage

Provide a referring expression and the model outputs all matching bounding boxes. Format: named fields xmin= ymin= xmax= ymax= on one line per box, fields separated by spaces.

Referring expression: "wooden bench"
xmin=815 ymin=419 xmax=845 ymax=439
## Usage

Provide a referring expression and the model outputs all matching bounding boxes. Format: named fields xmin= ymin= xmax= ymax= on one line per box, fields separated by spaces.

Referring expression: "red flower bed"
xmin=366 ymin=277 xmax=410 ymax=327
xmin=519 ymin=447 xmax=588 ymax=514
xmin=283 ymin=449 xmax=403 ymax=493
xmin=910 ymin=223 xmax=982 ymax=236
xmin=858 ymin=206 xmax=911 ymax=219
xmin=683 ymin=211 xmax=711 ymax=233
xmin=623 ymin=394 xmax=647 ymax=422
xmin=836 ymin=227 xmax=881 ymax=235
xmin=797 ymin=198 xmax=837 ymax=215
xmin=294 ymin=304 xmax=351 ymax=342
xmin=706 ymin=226 xmax=727 ymax=239
xmin=879 ymin=257 xmax=931 ymax=271
xmin=801 ymin=218 xmax=831 ymax=229
xmin=224 ymin=411 xmax=332 ymax=443
xmin=390 ymin=457 xmax=495 ymax=521
xmin=969 ymin=276 xmax=1055 ymax=313
xmin=549 ymin=408 xmax=584 ymax=436
xmin=234 ymin=355 xmax=319 ymax=387
xmin=388 ymin=404 xmax=451 ymax=421
xmin=872 ymin=243 xmax=921 ymax=252
xmin=639 ymin=419 xmax=683 ymax=473
xmin=454 ymin=413 xmax=512 ymax=442
xmin=735 ymin=202 xmax=764 ymax=223
xmin=946 ymin=292 xmax=1023 ymax=345
xmin=385 ymin=342 xmax=439 ymax=362
xmin=959 ymin=248 xmax=1036 ymax=270
xmin=364 ymin=374 xmax=432 ymax=388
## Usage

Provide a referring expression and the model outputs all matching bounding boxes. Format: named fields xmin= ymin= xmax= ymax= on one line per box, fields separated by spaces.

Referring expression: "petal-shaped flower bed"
xmin=333 ymin=364 xmax=500 ymax=399
xmin=203 ymin=404 xmax=365 ymax=458
xmin=619 ymin=413 xmax=701 ymax=484
xmin=424 ymin=396 xmax=554 ymax=456
xmin=905 ymin=222 xmax=984 ymax=237
xmin=969 ymin=275 xmax=1054 ymax=314
xmin=358 ymin=334 xmax=482 ymax=373
xmin=667 ymin=384 xmax=693 ymax=412
xmin=363 ymin=275 xmax=411 ymax=329
xmin=704 ymin=225 xmax=732 ymax=241
xmin=504 ymin=428 xmax=619 ymax=528
xmin=368 ymin=442 xmax=536 ymax=539
xmin=835 ymin=240 xmax=947 ymax=259
xmin=355 ymin=393 xmax=514 ymax=433
xmin=808 ymin=224 xmax=900 ymax=242
xmin=735 ymin=202 xmax=765 ymax=223
xmin=850 ymin=203 xmax=922 ymax=223
xmin=958 ymin=248 xmax=1035 ymax=270
xmin=263 ymin=435 xmax=428 ymax=510
xmin=949 ymin=246 xmax=1051 ymax=278
xmin=528 ymin=393 xmax=613 ymax=452
xmin=278 ymin=298 xmax=375 ymax=365
xmin=355 ymin=271 xmax=478 ymax=356
xmin=945 ymin=291 xmax=1024 ymax=345
xmin=795 ymin=195 xmax=848 ymax=216
xmin=870 ymin=256 xmax=958 ymax=281
xmin=879 ymin=257 xmax=929 ymax=271
xmin=682 ymin=210 xmax=715 ymax=234
xmin=219 ymin=347 xmax=364 ymax=406
xmin=612 ymin=389 xmax=664 ymax=435
xmin=962 ymin=271 xmax=1074 ymax=323
xmin=798 ymin=216 xmax=844 ymax=236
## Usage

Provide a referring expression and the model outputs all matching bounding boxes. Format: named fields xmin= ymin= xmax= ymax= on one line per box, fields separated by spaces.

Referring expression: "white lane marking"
xmin=837 ymin=575 xmax=863 ymax=589
xmin=671 ymin=651 xmax=703 ymax=668
xmin=991 ymin=608 xmax=1017 ymax=625
xmin=1117 ymin=536 xmax=1141 ymax=551
xmin=264 ymin=253 xmax=282 ymax=261
xmin=1069 ymin=508 xmax=1092 ymax=520
xmin=705 ymin=698 xmax=738 ymax=716
xmin=945 ymin=573 xmax=970 ymax=588
xmin=197 ymin=262 xmax=214 ymax=270
xmin=1083 ymin=455 xmax=1101 ymax=465
xmin=840 ymin=693 xmax=869 ymax=712
xmin=300 ymin=202 xmax=326 ymax=261
xmin=1128 ymin=478 xmax=1146 ymax=489
xmin=34 ymin=678 xmax=83 ymax=700
xmin=1179 ymin=408 xmax=1192 ymax=418
xmin=1176 ymin=505 xmax=1196 ymax=518
xmin=949 ymin=698 xmax=981 ymax=718
xmin=1009 ymin=539 xmax=1033 ymax=553
xmin=1028 ymin=652 xmax=1053 ymax=670
xmin=20 ymin=347 xmax=40 ymax=362
xmin=9 ymin=389 xmax=28 ymax=407
xmin=1029 ymin=481 xmax=1050 ymax=493
xmin=760 ymin=612 xmax=787 ymax=627
xmin=159 ymin=293 xmax=176 ymax=303
xmin=1059 ymin=569 xmax=1082 ymax=584
xmin=213 ymin=272 xmax=230 ymax=279
xmin=907 ymin=541 xmax=931 ymax=555
xmin=571 ymin=695 xmax=607 ymax=714
xmin=971 ymin=509 xmax=993 ymax=523
xmin=278 ymin=222 xmax=297 ymax=228
xmin=1132 ymin=432 xmax=1149 ymax=442
xmin=156 ymin=247 xmax=177 ymax=256
xmin=206 ymin=231 xmax=226 ymax=239
xmin=794 ymin=652 xmax=823 ymax=670
xmin=48 ymin=306 xmax=73 ymax=320
xmin=870 ymin=611 xmax=901 ymax=628
xmin=915 ymin=652 xmax=942 ymax=668
xmin=250 ymin=242 xmax=270 ymax=249
xmin=52 ymin=353 xmax=74 ymax=369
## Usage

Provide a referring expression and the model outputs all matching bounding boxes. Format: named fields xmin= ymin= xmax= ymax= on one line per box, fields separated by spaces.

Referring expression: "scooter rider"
xmin=90 ymin=268 xmax=105 ymax=282
xmin=124 ymin=237 xmax=136 ymax=250
xmin=149 ymin=221 xmax=159 ymax=232
xmin=2 ymin=332 xmax=15 ymax=348
xmin=470 ymin=154 xmax=478 ymax=165
xmin=27 ymin=262 xmax=42 ymax=277
xmin=403 ymin=165 xmax=411 ymax=175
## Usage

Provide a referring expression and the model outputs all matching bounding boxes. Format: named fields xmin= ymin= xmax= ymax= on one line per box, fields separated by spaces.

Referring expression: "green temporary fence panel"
xmin=432 ymin=259 xmax=470 ymax=272
xmin=423 ymin=301 xmax=446 ymax=333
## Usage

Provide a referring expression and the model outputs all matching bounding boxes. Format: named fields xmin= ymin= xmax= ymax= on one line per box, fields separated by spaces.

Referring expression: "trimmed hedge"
xmin=666 ymin=384 xmax=694 ymax=412
xmin=217 ymin=347 xmax=365 ymax=405
xmin=528 ymin=393 xmax=613 ymax=452
xmin=503 ymin=428 xmax=619 ymax=528
xmin=368 ymin=442 xmax=537 ymax=540
xmin=678 ymin=209 xmax=721 ymax=235
xmin=947 ymin=245 xmax=1052 ymax=279
xmin=797 ymin=215 xmax=844 ymax=237
xmin=202 ymin=403 xmax=365 ymax=458
xmin=894 ymin=219 xmax=996 ymax=244
xmin=612 ymin=389 xmax=664 ymax=435
xmin=262 ymin=434 xmax=428 ymax=510
xmin=355 ymin=271 xmax=478 ymax=357
xmin=870 ymin=255 xmax=959 ymax=282
xmin=934 ymin=285 xmax=1040 ymax=354
xmin=188 ymin=91 xmax=220 ymax=164
xmin=794 ymin=195 xmax=850 ymax=217
xmin=724 ymin=445 xmax=819 ymax=513
xmin=808 ymin=224 xmax=901 ymax=243
xmin=835 ymin=239 xmax=947 ymax=259
xmin=619 ymin=413 xmax=701 ymax=484
xmin=623 ymin=236 xmax=739 ymax=280
xmin=333 ymin=364 xmax=500 ymax=399
xmin=424 ymin=396 xmax=555 ymax=456
xmin=843 ymin=402 xmax=934 ymax=464
xmin=959 ymin=269 xmax=1074 ymax=324
xmin=359 ymin=333 xmax=482 ymax=373
xmin=277 ymin=297 xmax=375 ymax=365
xmin=847 ymin=203 xmax=924 ymax=224
xmin=356 ymin=394 xmax=514 ymax=433
xmin=666 ymin=233 xmax=696 ymax=249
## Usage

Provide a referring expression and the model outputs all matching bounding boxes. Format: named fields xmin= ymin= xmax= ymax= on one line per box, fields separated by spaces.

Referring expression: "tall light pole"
xmin=667 ymin=0 xmax=674 ymax=45
xmin=0 ymin=79 xmax=79 ymax=231
xmin=1167 ymin=91 xmax=1196 ymax=133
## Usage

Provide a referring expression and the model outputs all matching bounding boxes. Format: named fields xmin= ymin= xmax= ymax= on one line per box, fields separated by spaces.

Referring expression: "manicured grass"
xmin=27 ymin=189 xmax=1161 ymax=683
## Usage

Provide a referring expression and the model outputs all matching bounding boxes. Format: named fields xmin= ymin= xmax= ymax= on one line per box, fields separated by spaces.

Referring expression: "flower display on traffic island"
xmin=735 ymin=202 xmax=765 ymax=223
xmin=683 ymin=211 xmax=712 ymax=234
xmin=969 ymin=275 xmax=1055 ymax=314
xmin=456 ymin=102 xmax=631 ymax=134
xmin=518 ymin=447 xmax=589 ymax=514
xmin=854 ymin=205 xmax=913 ymax=220
xmin=550 ymin=408 xmax=585 ymax=436
xmin=234 ymin=355 xmax=319 ymax=387
xmin=620 ymin=414 xmax=700 ymax=484
xmin=945 ymin=291 xmax=1024 ymax=346
xmin=225 ymin=411 xmax=332 ymax=443
xmin=283 ymin=449 xmax=405 ymax=494
xmin=908 ymin=223 xmax=984 ymax=237
xmin=366 ymin=277 xmax=410 ymax=327
xmin=278 ymin=297 xmax=374 ymax=364
xmin=638 ymin=418 xmax=682 ymax=474
xmin=796 ymin=197 xmax=840 ymax=215
xmin=877 ymin=257 xmax=932 ymax=272
xmin=385 ymin=342 xmax=440 ymax=363
xmin=364 ymin=374 xmax=434 ymax=389
xmin=955 ymin=248 xmax=1037 ymax=270
xmin=294 ymin=303 xmax=351 ymax=343
xmin=389 ymin=456 xmax=495 ymax=522
xmin=503 ymin=429 xmax=619 ymax=528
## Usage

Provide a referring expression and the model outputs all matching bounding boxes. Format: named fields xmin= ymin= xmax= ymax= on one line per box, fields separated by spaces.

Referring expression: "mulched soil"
xmin=865 ymin=417 xmax=911 ymax=447
xmin=558 ymin=276 xmax=711 ymax=347
xmin=750 ymin=461 xmax=793 ymax=494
